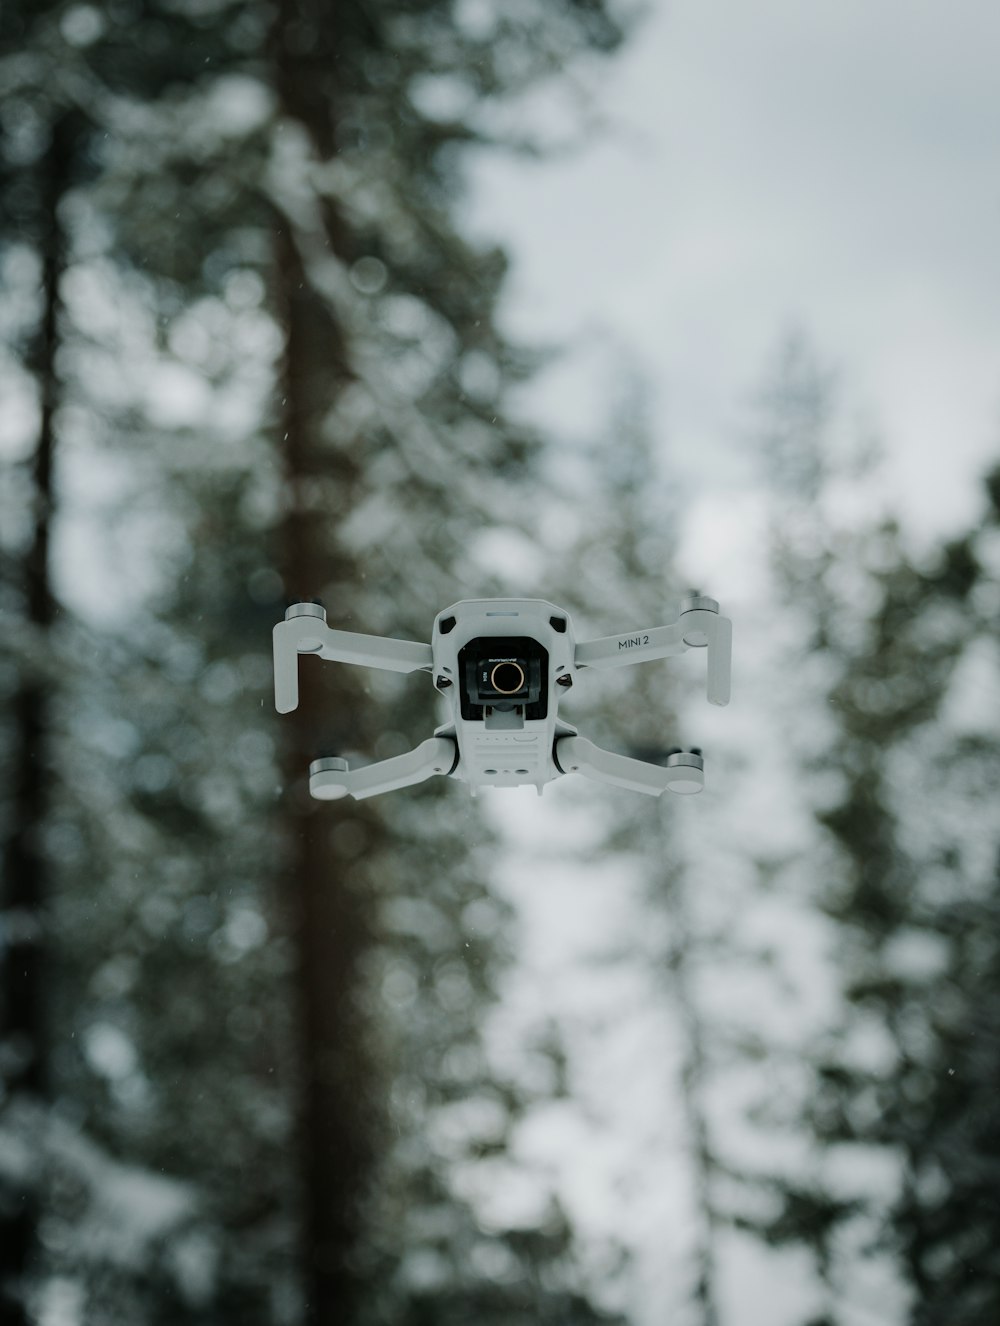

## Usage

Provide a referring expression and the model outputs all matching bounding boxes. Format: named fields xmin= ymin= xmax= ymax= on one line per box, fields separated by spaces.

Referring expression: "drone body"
xmin=273 ymin=595 xmax=731 ymax=802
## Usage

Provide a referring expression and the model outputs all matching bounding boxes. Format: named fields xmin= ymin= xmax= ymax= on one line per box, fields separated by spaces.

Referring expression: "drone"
xmin=273 ymin=595 xmax=731 ymax=802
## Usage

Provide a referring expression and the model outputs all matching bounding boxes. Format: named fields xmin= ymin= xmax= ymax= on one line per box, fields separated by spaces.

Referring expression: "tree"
xmin=0 ymin=4 xmax=299 ymax=1318
xmin=533 ymin=370 xmax=736 ymax=1324
xmin=3 ymin=0 xmax=632 ymax=1320
xmin=261 ymin=2 xmax=626 ymax=1319
xmin=0 ymin=14 xmax=88 ymax=1309
xmin=753 ymin=332 xmax=1000 ymax=1323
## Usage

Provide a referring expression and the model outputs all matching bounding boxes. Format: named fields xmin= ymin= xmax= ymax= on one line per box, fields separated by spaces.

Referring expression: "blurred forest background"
xmin=2 ymin=2 xmax=999 ymax=1325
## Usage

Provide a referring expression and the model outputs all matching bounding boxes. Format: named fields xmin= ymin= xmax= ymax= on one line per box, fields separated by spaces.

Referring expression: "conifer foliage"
xmin=1 ymin=0 xmax=626 ymax=1322
xmin=540 ymin=377 xmax=732 ymax=1325
xmin=755 ymin=335 xmax=1000 ymax=1324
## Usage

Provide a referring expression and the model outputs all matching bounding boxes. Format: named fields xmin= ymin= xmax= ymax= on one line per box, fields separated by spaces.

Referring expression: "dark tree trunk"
xmin=272 ymin=165 xmax=384 ymax=1326
xmin=0 ymin=112 xmax=71 ymax=1324
xmin=666 ymin=909 xmax=721 ymax=1326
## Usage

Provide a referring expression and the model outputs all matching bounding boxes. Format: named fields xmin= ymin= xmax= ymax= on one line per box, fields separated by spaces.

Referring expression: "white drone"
xmin=273 ymin=595 xmax=731 ymax=801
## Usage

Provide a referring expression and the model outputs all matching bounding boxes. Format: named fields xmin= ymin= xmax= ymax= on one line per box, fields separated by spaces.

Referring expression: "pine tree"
xmin=535 ymin=372 xmax=736 ymax=1324
xmin=4 ymin=0 xmax=632 ymax=1320
xmin=262 ymin=3 xmax=626 ymax=1319
xmin=0 ymin=10 xmax=90 ymax=1307
xmin=1 ymin=5 xmax=298 ymax=1318
xmin=753 ymin=332 xmax=1000 ymax=1323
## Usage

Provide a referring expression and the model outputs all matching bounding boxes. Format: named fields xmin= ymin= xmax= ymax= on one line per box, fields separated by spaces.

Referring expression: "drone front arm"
xmin=273 ymin=603 xmax=433 ymax=713
xmin=574 ymin=620 xmax=687 ymax=669
xmin=573 ymin=595 xmax=731 ymax=707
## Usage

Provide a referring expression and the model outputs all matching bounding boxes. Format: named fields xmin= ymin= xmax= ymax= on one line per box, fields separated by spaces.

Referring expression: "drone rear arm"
xmin=574 ymin=595 xmax=732 ymax=706
xmin=309 ymin=736 xmax=457 ymax=800
xmin=274 ymin=602 xmax=432 ymax=713
xmin=555 ymin=735 xmax=705 ymax=796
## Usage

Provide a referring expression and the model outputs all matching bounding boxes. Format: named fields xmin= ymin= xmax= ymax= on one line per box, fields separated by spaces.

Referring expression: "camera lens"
xmin=489 ymin=661 xmax=526 ymax=695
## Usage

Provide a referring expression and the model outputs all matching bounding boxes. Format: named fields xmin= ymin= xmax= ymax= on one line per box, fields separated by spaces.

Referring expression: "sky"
xmin=465 ymin=0 xmax=1000 ymax=553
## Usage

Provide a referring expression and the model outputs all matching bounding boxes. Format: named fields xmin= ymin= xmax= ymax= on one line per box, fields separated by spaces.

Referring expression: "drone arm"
xmin=273 ymin=605 xmax=433 ymax=713
xmin=554 ymin=735 xmax=704 ymax=796
xmin=574 ymin=596 xmax=731 ymax=707
xmin=316 ymin=628 xmax=433 ymax=672
xmin=574 ymin=621 xmax=687 ymax=669
xmin=310 ymin=736 xmax=457 ymax=801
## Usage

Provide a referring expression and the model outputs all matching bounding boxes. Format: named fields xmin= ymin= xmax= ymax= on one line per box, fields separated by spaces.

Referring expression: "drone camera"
xmin=458 ymin=636 xmax=548 ymax=720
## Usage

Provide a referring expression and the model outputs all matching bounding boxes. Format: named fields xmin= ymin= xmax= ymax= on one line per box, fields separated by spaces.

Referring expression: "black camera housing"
xmin=458 ymin=636 xmax=548 ymax=720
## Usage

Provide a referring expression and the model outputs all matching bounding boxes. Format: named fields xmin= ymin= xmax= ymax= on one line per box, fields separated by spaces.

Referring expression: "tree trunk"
xmin=662 ymin=871 xmax=721 ymax=1326
xmin=272 ymin=196 xmax=383 ymax=1326
xmin=0 ymin=111 xmax=71 ymax=1324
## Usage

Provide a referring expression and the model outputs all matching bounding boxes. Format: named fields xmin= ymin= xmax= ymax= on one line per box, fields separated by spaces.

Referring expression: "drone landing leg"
xmin=555 ymin=735 xmax=704 ymax=797
xmin=309 ymin=736 xmax=457 ymax=801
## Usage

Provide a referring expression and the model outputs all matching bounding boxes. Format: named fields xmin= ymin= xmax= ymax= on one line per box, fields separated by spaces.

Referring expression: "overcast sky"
xmin=466 ymin=0 xmax=1000 ymax=549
